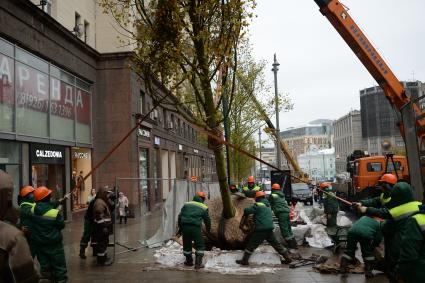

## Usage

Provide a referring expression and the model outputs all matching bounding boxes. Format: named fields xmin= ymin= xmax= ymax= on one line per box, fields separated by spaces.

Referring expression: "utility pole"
xmin=272 ymin=54 xmax=281 ymax=169
xmin=258 ymin=128 xmax=262 ymax=178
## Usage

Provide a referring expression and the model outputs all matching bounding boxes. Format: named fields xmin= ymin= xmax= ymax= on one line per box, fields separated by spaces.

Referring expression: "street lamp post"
xmin=272 ymin=54 xmax=281 ymax=169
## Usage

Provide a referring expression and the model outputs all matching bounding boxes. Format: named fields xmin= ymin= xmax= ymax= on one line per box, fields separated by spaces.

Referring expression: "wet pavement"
xmin=63 ymin=207 xmax=389 ymax=283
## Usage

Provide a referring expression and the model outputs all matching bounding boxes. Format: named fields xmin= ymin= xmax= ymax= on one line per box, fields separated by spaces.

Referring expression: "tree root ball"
xmin=203 ymin=193 xmax=255 ymax=250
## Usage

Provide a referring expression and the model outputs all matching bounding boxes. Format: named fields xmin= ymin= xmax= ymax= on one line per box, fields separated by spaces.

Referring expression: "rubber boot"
xmin=194 ymin=254 xmax=204 ymax=269
xmin=364 ymin=261 xmax=374 ymax=279
xmin=288 ymin=238 xmax=298 ymax=249
xmin=340 ymin=256 xmax=351 ymax=277
xmin=279 ymin=250 xmax=292 ymax=264
xmin=236 ymin=252 xmax=251 ymax=266
xmin=79 ymin=246 xmax=87 ymax=259
xmin=98 ymin=254 xmax=113 ymax=266
xmin=184 ymin=254 xmax=194 ymax=266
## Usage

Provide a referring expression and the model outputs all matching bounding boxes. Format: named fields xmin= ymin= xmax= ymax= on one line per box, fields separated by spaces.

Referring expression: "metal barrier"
xmin=111 ymin=177 xmax=219 ymax=260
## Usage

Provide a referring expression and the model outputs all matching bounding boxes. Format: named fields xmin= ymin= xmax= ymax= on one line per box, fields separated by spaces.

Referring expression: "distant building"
xmin=333 ymin=110 xmax=363 ymax=173
xmin=256 ymin=147 xmax=276 ymax=178
xmin=297 ymin=146 xmax=335 ymax=181
xmin=360 ymin=81 xmax=425 ymax=155
xmin=280 ymin=119 xmax=333 ymax=161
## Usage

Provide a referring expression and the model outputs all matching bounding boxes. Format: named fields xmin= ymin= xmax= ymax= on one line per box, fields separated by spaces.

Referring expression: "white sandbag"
xmin=291 ymin=224 xmax=312 ymax=245
xmin=305 ymin=224 xmax=333 ymax=248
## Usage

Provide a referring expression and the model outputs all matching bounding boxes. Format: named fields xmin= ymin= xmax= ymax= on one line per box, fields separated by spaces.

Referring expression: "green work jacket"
xmin=242 ymin=185 xmax=262 ymax=198
xmin=244 ymin=198 xmax=274 ymax=231
xmin=269 ymin=190 xmax=290 ymax=214
xmin=178 ymin=196 xmax=211 ymax=231
xmin=30 ymin=202 xmax=64 ymax=245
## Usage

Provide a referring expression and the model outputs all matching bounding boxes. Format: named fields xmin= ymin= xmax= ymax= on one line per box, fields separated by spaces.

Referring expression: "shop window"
xmin=50 ymin=78 xmax=75 ymax=141
xmin=71 ymin=147 xmax=92 ymax=210
xmin=76 ymin=87 xmax=91 ymax=144
xmin=139 ymin=148 xmax=150 ymax=212
xmin=0 ymin=53 xmax=14 ymax=132
xmin=0 ymin=141 xmax=21 ymax=207
xmin=15 ymin=62 xmax=49 ymax=137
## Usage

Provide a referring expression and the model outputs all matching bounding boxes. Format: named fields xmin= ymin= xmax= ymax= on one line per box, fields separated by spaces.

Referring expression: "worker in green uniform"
xmin=236 ymin=191 xmax=292 ymax=265
xmin=339 ymin=216 xmax=383 ymax=278
xmin=18 ymin=186 xmax=36 ymax=257
xmin=321 ymin=182 xmax=338 ymax=228
xmin=354 ymin=174 xmax=397 ymax=217
xmin=343 ymin=174 xmax=397 ymax=278
xmin=398 ymin=204 xmax=425 ymax=283
xmin=242 ymin=176 xmax=261 ymax=198
xmin=229 ymin=182 xmax=239 ymax=194
xmin=31 ymin=186 xmax=67 ymax=283
xmin=269 ymin=183 xmax=297 ymax=249
xmin=360 ymin=182 xmax=422 ymax=282
xmin=178 ymin=191 xmax=211 ymax=269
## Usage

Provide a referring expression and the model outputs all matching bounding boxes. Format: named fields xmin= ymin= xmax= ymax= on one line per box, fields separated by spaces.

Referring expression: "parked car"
xmin=292 ymin=183 xmax=313 ymax=205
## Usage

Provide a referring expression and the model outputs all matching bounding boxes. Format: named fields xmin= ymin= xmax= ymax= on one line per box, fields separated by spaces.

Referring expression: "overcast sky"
xmin=249 ymin=0 xmax=425 ymax=130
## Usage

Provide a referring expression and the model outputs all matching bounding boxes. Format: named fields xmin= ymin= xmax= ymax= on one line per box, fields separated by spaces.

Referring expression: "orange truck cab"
xmin=352 ymin=155 xmax=409 ymax=197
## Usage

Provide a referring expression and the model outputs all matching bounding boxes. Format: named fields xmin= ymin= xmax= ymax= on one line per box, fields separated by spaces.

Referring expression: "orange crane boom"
xmin=313 ymin=0 xmax=425 ymax=199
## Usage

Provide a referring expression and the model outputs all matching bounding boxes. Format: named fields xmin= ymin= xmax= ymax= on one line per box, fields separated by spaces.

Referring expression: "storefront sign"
xmin=154 ymin=136 xmax=160 ymax=145
xmin=30 ymin=144 xmax=65 ymax=164
xmin=73 ymin=152 xmax=90 ymax=159
xmin=137 ymin=128 xmax=151 ymax=139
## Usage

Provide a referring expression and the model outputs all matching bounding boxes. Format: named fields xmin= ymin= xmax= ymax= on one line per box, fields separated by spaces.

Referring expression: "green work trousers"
xmin=326 ymin=213 xmax=337 ymax=228
xmin=344 ymin=229 xmax=376 ymax=261
xmin=276 ymin=211 xmax=294 ymax=240
xmin=36 ymin=242 xmax=67 ymax=281
xmin=80 ymin=218 xmax=93 ymax=248
xmin=245 ymin=230 xmax=288 ymax=255
xmin=182 ymin=225 xmax=205 ymax=256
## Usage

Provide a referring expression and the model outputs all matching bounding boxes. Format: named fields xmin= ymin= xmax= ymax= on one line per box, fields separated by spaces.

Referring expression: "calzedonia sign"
xmin=31 ymin=144 xmax=65 ymax=164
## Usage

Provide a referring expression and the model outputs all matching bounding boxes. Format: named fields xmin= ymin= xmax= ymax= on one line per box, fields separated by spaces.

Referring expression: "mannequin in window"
xmin=76 ymin=171 xmax=85 ymax=205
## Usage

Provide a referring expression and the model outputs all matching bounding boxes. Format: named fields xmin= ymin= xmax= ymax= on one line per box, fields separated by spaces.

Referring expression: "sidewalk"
xmin=63 ymin=208 xmax=388 ymax=282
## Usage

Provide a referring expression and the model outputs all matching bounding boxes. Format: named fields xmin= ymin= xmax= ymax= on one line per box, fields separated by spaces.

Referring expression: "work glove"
xmin=357 ymin=205 xmax=367 ymax=214
xmin=351 ymin=202 xmax=361 ymax=208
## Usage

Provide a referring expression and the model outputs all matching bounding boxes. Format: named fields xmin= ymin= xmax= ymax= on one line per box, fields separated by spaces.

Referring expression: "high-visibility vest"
xmin=20 ymin=202 xmax=35 ymax=209
xmin=185 ymin=201 xmax=208 ymax=210
xmin=389 ymin=201 xmax=422 ymax=221
xmin=413 ymin=213 xmax=425 ymax=233
xmin=31 ymin=206 xmax=59 ymax=219
xmin=379 ymin=193 xmax=391 ymax=205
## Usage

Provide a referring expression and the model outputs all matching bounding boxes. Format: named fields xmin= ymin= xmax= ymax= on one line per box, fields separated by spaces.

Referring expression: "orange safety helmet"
xmin=271 ymin=183 xmax=281 ymax=190
xmin=196 ymin=191 xmax=206 ymax=199
xmin=378 ymin=174 xmax=397 ymax=185
xmin=20 ymin=186 xmax=35 ymax=197
xmin=320 ymin=182 xmax=331 ymax=189
xmin=255 ymin=191 xmax=266 ymax=198
xmin=247 ymin=176 xmax=255 ymax=183
xmin=34 ymin=186 xmax=52 ymax=202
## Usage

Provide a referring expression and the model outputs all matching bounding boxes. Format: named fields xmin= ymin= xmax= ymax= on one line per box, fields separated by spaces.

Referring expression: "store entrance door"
xmin=30 ymin=144 xmax=66 ymax=217
xmin=31 ymin=164 xmax=65 ymax=200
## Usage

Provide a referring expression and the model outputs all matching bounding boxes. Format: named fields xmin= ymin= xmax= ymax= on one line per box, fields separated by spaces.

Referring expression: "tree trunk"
xmin=213 ymin=146 xmax=235 ymax=219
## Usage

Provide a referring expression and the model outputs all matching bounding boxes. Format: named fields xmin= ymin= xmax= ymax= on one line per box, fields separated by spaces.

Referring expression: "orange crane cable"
xmin=82 ymin=95 xmax=169 ymax=182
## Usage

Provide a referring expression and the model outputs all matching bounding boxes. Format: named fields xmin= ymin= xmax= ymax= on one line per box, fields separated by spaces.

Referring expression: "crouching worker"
xmin=236 ymin=191 xmax=292 ymax=265
xmin=178 ymin=191 xmax=211 ymax=269
xmin=340 ymin=216 xmax=383 ymax=278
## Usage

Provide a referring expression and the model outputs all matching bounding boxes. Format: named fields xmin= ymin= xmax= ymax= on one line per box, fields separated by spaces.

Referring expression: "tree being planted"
xmin=100 ymin=0 xmax=256 ymax=219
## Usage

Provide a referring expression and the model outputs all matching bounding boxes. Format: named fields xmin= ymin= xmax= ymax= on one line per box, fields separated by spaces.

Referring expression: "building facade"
xmin=280 ymin=119 xmax=333 ymax=161
xmin=360 ymin=81 xmax=425 ymax=155
xmin=297 ymin=146 xmax=335 ymax=181
xmin=333 ymin=110 xmax=362 ymax=173
xmin=0 ymin=0 xmax=214 ymax=218
xmin=255 ymin=147 xmax=276 ymax=178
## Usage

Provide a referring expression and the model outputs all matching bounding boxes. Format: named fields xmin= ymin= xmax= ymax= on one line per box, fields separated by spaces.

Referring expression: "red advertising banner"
xmin=50 ymin=78 xmax=75 ymax=120
xmin=15 ymin=62 xmax=49 ymax=113
xmin=0 ymin=54 xmax=14 ymax=106
xmin=76 ymin=88 xmax=91 ymax=125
